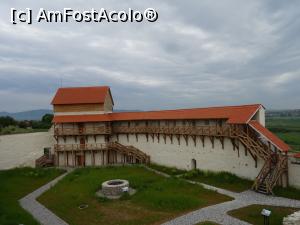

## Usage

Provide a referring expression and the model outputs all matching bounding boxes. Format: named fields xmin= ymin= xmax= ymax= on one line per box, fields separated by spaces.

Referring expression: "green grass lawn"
xmin=181 ymin=169 xmax=253 ymax=192
xmin=0 ymin=167 xmax=65 ymax=225
xmin=38 ymin=166 xmax=232 ymax=225
xmin=228 ymin=204 xmax=298 ymax=225
xmin=273 ymin=186 xmax=300 ymax=200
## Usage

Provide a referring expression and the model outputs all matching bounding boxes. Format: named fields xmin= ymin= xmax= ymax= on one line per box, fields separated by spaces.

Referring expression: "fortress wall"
xmin=113 ymin=134 xmax=264 ymax=180
xmin=288 ymin=158 xmax=300 ymax=188
xmin=0 ymin=131 xmax=54 ymax=170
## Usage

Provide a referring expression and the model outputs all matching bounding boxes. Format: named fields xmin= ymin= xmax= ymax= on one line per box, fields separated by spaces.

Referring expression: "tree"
xmin=41 ymin=114 xmax=54 ymax=124
xmin=0 ymin=116 xmax=17 ymax=128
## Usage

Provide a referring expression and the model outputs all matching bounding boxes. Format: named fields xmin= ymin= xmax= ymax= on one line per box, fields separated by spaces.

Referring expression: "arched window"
xmin=191 ymin=159 xmax=197 ymax=170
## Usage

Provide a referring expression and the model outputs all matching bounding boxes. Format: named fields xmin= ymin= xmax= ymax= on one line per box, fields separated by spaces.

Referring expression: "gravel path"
xmin=19 ymin=168 xmax=73 ymax=225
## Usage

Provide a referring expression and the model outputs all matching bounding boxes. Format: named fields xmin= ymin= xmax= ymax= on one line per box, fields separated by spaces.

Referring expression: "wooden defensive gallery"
xmin=51 ymin=86 xmax=294 ymax=194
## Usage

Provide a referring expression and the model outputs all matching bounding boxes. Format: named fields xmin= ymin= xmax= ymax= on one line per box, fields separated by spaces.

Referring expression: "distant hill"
xmin=0 ymin=109 xmax=141 ymax=121
xmin=266 ymin=109 xmax=300 ymax=117
xmin=0 ymin=109 xmax=52 ymax=121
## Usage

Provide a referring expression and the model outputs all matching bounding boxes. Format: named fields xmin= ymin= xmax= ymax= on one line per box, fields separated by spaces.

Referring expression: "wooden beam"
xmin=192 ymin=135 xmax=196 ymax=147
xmin=200 ymin=136 xmax=205 ymax=147
xmin=183 ymin=135 xmax=188 ymax=146
xmin=176 ymin=134 xmax=181 ymax=145
xmin=209 ymin=136 xmax=214 ymax=148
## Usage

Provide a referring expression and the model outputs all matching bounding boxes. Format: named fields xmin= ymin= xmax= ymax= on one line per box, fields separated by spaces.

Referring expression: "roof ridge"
xmin=57 ymin=86 xmax=109 ymax=89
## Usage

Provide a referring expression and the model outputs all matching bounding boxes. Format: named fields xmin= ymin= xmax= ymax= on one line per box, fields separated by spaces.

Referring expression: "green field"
xmin=266 ymin=117 xmax=300 ymax=152
xmin=0 ymin=167 xmax=65 ymax=225
xmin=0 ymin=125 xmax=48 ymax=135
xmin=38 ymin=166 xmax=232 ymax=225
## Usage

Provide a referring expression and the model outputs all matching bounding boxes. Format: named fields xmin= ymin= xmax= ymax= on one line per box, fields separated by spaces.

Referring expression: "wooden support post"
xmin=183 ymin=135 xmax=188 ymax=146
xmin=102 ymin=151 xmax=105 ymax=165
xmin=192 ymin=135 xmax=196 ymax=147
xmin=64 ymin=151 xmax=67 ymax=167
xmin=219 ymin=137 xmax=224 ymax=149
xmin=200 ymin=136 xmax=205 ymax=148
xmin=209 ymin=136 xmax=214 ymax=148
xmin=176 ymin=135 xmax=180 ymax=145
xmin=92 ymin=151 xmax=95 ymax=166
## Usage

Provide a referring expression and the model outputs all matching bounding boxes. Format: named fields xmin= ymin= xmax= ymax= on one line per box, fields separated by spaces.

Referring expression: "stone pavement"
xmin=19 ymin=168 xmax=73 ymax=225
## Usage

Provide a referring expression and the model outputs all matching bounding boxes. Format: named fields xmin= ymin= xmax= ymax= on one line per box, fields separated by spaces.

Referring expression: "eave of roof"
xmin=249 ymin=120 xmax=290 ymax=152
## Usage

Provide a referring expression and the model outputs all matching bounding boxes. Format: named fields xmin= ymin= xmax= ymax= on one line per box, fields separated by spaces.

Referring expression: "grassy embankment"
xmin=148 ymin=163 xmax=252 ymax=192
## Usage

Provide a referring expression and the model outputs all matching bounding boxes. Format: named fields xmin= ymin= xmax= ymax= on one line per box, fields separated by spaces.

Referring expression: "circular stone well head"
xmin=102 ymin=179 xmax=129 ymax=197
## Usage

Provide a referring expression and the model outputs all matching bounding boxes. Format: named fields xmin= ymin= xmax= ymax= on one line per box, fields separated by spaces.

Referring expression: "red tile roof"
xmin=294 ymin=153 xmax=300 ymax=158
xmin=51 ymin=86 xmax=113 ymax=105
xmin=53 ymin=104 xmax=261 ymax=124
xmin=249 ymin=120 xmax=290 ymax=152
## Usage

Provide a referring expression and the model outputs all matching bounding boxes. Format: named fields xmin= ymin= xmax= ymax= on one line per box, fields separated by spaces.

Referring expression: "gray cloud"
xmin=0 ymin=0 xmax=299 ymax=112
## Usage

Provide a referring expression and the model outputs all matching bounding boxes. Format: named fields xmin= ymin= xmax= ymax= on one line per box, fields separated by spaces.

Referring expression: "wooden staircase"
xmin=252 ymin=154 xmax=288 ymax=194
xmin=231 ymin=126 xmax=288 ymax=194
xmin=35 ymin=154 xmax=55 ymax=167
xmin=108 ymin=142 xmax=150 ymax=164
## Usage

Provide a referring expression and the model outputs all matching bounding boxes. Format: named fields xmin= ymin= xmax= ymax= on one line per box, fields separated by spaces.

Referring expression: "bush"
xmin=0 ymin=116 xmax=17 ymax=128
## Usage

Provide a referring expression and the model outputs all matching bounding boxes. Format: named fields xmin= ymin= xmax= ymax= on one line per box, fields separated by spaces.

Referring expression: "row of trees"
xmin=0 ymin=114 xmax=53 ymax=130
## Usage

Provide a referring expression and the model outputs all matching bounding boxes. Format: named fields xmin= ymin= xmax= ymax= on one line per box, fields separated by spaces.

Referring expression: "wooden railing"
xmin=108 ymin=142 xmax=150 ymax=164
xmin=112 ymin=125 xmax=233 ymax=137
xmin=54 ymin=126 xmax=111 ymax=136
xmin=35 ymin=154 xmax=54 ymax=167
xmin=54 ymin=143 xmax=109 ymax=151
xmin=55 ymin=142 xmax=150 ymax=164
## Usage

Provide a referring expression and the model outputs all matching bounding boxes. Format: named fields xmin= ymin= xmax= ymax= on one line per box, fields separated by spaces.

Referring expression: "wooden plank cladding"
xmin=53 ymin=103 xmax=104 ymax=113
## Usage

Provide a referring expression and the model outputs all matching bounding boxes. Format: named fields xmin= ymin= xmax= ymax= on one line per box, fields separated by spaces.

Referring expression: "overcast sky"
xmin=0 ymin=0 xmax=300 ymax=112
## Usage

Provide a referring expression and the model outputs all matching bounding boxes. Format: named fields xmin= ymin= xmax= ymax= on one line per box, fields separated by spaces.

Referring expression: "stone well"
xmin=101 ymin=179 xmax=129 ymax=197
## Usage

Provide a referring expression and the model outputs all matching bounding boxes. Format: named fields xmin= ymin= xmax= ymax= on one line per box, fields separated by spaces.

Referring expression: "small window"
xmin=205 ymin=120 xmax=210 ymax=125
xmin=191 ymin=159 xmax=197 ymax=170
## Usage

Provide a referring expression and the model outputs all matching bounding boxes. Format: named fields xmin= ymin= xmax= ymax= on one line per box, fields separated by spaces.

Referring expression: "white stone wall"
xmin=113 ymin=133 xmax=264 ymax=180
xmin=251 ymin=106 xmax=265 ymax=126
xmin=288 ymin=158 xmax=300 ymax=188
xmin=0 ymin=131 xmax=54 ymax=169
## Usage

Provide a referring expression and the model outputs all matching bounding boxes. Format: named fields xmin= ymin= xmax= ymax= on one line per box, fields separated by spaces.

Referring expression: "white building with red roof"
xmin=50 ymin=86 xmax=300 ymax=194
